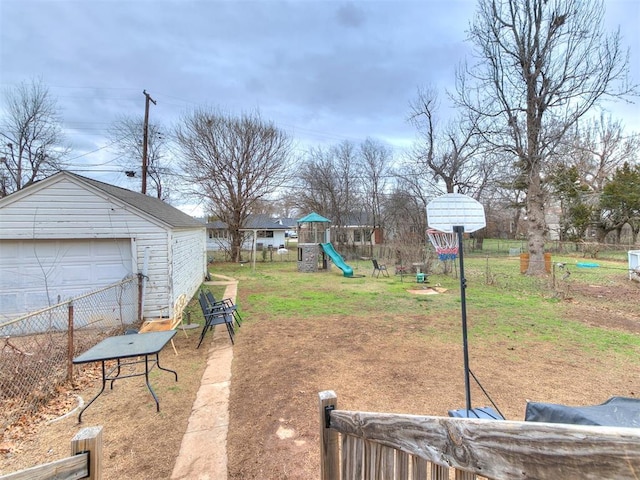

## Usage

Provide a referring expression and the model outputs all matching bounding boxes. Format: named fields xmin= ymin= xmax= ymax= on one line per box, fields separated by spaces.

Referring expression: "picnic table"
xmin=73 ymin=330 xmax=178 ymax=422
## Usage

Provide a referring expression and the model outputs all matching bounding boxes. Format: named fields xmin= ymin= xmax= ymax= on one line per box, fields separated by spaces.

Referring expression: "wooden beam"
xmin=71 ymin=426 xmax=103 ymax=480
xmin=329 ymin=410 xmax=640 ymax=479
xmin=319 ymin=390 xmax=339 ymax=480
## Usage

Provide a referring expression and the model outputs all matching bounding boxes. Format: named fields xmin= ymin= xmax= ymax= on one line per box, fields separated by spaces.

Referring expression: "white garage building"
xmin=0 ymin=171 xmax=207 ymax=321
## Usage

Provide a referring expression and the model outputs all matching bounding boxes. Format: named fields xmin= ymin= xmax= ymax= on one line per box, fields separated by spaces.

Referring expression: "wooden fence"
xmin=0 ymin=426 xmax=102 ymax=480
xmin=319 ymin=391 xmax=640 ymax=479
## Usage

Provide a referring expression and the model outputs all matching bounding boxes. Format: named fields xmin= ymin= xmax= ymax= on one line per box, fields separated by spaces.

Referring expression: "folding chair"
xmin=205 ymin=290 xmax=243 ymax=327
xmin=197 ymin=291 xmax=235 ymax=348
xmin=371 ymin=259 xmax=389 ymax=277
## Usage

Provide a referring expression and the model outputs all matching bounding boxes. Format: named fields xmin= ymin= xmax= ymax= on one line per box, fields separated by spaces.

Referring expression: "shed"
xmin=0 ymin=171 xmax=207 ymax=321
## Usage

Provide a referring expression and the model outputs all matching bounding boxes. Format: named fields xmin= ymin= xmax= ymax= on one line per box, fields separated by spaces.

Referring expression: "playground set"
xmin=295 ymin=212 xmax=355 ymax=277
xmin=295 ymin=211 xmax=439 ymax=283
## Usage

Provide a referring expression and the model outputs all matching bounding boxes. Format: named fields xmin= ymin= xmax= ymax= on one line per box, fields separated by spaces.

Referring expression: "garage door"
xmin=0 ymin=238 xmax=134 ymax=318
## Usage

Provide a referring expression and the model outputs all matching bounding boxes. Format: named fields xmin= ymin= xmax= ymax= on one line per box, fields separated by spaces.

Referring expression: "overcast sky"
xmin=1 ymin=0 xmax=638 ymax=213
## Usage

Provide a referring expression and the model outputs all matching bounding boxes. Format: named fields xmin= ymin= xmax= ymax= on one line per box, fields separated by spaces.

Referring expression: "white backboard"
xmin=426 ymin=193 xmax=486 ymax=233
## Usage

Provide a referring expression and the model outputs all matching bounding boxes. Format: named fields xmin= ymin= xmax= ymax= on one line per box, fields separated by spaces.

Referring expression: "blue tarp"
xmin=525 ymin=397 xmax=640 ymax=428
xmin=448 ymin=406 xmax=504 ymax=420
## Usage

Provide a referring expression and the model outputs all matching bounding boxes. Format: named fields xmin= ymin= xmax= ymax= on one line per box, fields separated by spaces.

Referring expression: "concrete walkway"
xmin=171 ymin=275 xmax=237 ymax=480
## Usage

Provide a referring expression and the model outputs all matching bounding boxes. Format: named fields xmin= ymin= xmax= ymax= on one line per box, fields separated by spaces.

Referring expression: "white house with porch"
xmin=205 ymin=214 xmax=290 ymax=252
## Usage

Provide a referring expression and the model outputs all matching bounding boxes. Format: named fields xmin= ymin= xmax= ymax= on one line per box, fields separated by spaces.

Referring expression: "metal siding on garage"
xmin=0 ymin=238 xmax=133 ymax=317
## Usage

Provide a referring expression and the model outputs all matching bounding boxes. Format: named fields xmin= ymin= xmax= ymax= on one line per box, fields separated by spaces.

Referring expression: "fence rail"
xmin=0 ymin=426 xmax=102 ymax=480
xmin=0 ymin=277 xmax=138 ymax=433
xmin=319 ymin=391 xmax=640 ymax=480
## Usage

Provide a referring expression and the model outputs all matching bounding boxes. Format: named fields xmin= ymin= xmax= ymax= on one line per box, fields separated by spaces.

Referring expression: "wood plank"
xmin=329 ymin=409 xmax=640 ymax=479
xmin=364 ymin=439 xmax=375 ymax=480
xmin=455 ymin=469 xmax=476 ymax=480
xmin=396 ymin=450 xmax=410 ymax=479
xmin=342 ymin=434 xmax=364 ymax=480
xmin=0 ymin=453 xmax=88 ymax=480
xmin=342 ymin=435 xmax=352 ymax=480
xmin=380 ymin=445 xmax=394 ymax=479
xmin=411 ymin=456 xmax=427 ymax=479
xmin=430 ymin=462 xmax=449 ymax=480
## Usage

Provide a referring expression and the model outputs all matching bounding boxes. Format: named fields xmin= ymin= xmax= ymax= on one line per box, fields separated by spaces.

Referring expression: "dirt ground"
xmin=1 ymin=273 xmax=639 ymax=479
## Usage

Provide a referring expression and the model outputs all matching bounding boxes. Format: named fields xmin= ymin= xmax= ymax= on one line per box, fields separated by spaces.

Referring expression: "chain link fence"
xmin=0 ymin=276 xmax=139 ymax=432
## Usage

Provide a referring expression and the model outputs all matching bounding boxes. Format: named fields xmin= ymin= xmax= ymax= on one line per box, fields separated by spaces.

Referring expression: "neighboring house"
xmin=205 ymin=219 xmax=230 ymax=252
xmin=0 ymin=171 xmax=207 ymax=321
xmin=275 ymin=217 xmax=298 ymax=238
xmin=331 ymin=212 xmax=383 ymax=246
xmin=205 ymin=214 xmax=289 ymax=252
xmin=242 ymin=215 xmax=290 ymax=250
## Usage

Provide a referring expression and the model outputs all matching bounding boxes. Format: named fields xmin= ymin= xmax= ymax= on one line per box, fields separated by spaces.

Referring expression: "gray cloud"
xmin=1 ymin=0 xmax=638 ymax=189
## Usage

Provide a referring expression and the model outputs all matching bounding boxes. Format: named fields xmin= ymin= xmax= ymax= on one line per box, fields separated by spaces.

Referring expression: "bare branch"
xmin=0 ymin=78 xmax=68 ymax=197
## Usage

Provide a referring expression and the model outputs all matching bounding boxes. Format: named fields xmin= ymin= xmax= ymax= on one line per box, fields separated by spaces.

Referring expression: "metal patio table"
xmin=73 ymin=330 xmax=178 ymax=422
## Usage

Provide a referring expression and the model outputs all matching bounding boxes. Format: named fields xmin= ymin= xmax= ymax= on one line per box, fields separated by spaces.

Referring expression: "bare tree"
xmin=108 ymin=115 xmax=171 ymax=199
xmin=296 ymin=140 xmax=362 ymax=230
xmin=394 ymin=157 xmax=434 ymax=216
xmin=297 ymin=146 xmax=341 ymax=218
xmin=360 ymin=138 xmax=393 ymax=245
xmin=175 ymin=109 xmax=294 ymax=262
xmin=384 ymin=181 xmax=430 ymax=266
xmin=569 ymin=114 xmax=639 ymax=193
xmin=407 ymin=86 xmax=489 ymax=196
xmin=0 ymin=78 xmax=68 ymax=197
xmin=460 ymin=0 xmax=635 ymax=274
xmin=550 ymin=114 xmax=639 ymax=242
xmin=333 ymin=141 xmax=362 ymax=237
xmin=269 ymin=194 xmax=300 ymax=220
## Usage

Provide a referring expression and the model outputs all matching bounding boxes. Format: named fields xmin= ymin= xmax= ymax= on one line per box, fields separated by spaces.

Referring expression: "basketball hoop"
xmin=426 ymin=193 xmax=489 ymax=416
xmin=427 ymin=229 xmax=459 ymax=261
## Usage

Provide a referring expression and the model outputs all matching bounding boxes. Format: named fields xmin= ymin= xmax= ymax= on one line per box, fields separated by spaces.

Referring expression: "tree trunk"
xmin=526 ymin=169 xmax=547 ymax=275
xmin=231 ymin=231 xmax=242 ymax=262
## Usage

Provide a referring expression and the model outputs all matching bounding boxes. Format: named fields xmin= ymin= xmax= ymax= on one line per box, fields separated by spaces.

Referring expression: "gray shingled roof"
xmin=276 ymin=217 xmax=297 ymax=228
xmin=205 ymin=214 xmax=288 ymax=230
xmin=67 ymin=172 xmax=204 ymax=229
xmin=206 ymin=220 xmax=227 ymax=229
xmin=243 ymin=214 xmax=288 ymax=230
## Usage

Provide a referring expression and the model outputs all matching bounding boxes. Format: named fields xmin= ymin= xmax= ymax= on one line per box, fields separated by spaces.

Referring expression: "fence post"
xmin=319 ymin=390 xmax=339 ymax=480
xmin=71 ymin=426 xmax=103 ymax=480
xmin=67 ymin=301 xmax=74 ymax=383
xmin=138 ymin=273 xmax=144 ymax=322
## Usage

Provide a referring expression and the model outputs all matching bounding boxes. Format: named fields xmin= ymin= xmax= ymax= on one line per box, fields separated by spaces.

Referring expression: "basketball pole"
xmin=453 ymin=225 xmax=472 ymax=414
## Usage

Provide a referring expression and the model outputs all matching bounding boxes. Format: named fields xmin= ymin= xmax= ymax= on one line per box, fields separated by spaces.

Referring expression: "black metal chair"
xmin=371 ymin=259 xmax=389 ymax=277
xmin=197 ymin=291 xmax=235 ymax=348
xmin=205 ymin=290 xmax=243 ymax=327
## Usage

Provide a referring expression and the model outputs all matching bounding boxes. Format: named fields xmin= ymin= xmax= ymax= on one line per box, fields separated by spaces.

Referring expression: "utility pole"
xmin=141 ymin=90 xmax=156 ymax=195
